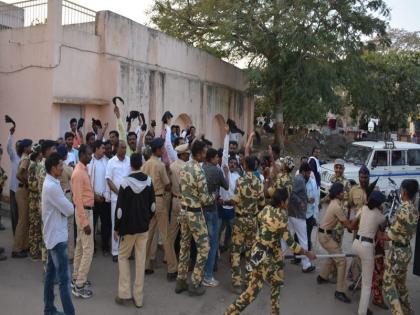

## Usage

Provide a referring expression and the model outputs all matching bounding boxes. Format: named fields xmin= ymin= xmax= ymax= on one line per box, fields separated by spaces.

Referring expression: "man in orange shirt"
xmin=71 ymin=144 xmax=94 ymax=299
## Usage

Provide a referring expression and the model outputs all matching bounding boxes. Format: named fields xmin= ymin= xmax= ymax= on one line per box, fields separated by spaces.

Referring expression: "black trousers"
xmin=93 ymin=201 xmax=111 ymax=252
xmin=306 ymin=216 xmax=317 ymax=251
xmin=9 ymin=190 xmax=19 ymax=235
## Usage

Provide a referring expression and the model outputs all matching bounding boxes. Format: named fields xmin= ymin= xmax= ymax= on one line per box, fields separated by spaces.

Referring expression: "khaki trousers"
xmin=352 ymin=239 xmax=374 ymax=315
xmin=13 ymin=187 xmax=29 ymax=252
xmin=168 ymin=197 xmax=181 ymax=256
xmin=319 ymin=233 xmax=347 ymax=293
xmin=72 ymin=209 xmax=94 ymax=287
xmin=118 ymin=232 xmax=148 ymax=306
xmin=145 ymin=194 xmax=177 ymax=273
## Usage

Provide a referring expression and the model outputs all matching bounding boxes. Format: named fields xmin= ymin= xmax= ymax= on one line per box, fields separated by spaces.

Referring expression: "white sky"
xmin=68 ymin=0 xmax=419 ymax=31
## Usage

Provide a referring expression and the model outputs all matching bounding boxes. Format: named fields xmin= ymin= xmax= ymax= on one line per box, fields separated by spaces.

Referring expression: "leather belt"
xmin=356 ymin=235 xmax=374 ymax=243
xmin=185 ymin=207 xmax=201 ymax=213
xmin=84 ymin=206 xmax=94 ymax=211
xmin=155 ymin=194 xmax=164 ymax=197
xmin=65 ymin=190 xmax=71 ymax=194
xmin=318 ymin=228 xmax=332 ymax=235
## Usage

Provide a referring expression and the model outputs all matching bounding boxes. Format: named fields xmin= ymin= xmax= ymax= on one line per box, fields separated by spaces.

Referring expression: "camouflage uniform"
xmin=177 ymin=159 xmax=213 ymax=288
xmin=231 ymin=171 xmax=265 ymax=288
xmin=224 ymin=205 xmax=302 ymax=315
xmin=37 ymin=160 xmax=48 ymax=262
xmin=0 ymin=167 xmax=7 ymax=194
xmin=268 ymin=172 xmax=293 ymax=198
xmin=384 ymin=201 xmax=419 ymax=315
xmin=27 ymin=160 xmax=43 ymax=259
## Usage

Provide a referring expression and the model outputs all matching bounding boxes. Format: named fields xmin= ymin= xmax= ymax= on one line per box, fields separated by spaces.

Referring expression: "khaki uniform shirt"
xmin=141 ymin=155 xmax=170 ymax=196
xmin=320 ymin=199 xmax=347 ymax=230
xmin=170 ymin=159 xmax=185 ymax=197
xmin=60 ymin=164 xmax=73 ymax=200
xmin=348 ymin=185 xmax=367 ymax=216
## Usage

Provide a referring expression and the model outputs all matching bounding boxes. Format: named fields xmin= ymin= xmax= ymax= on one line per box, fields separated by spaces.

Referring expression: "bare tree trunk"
xmin=273 ymin=91 xmax=285 ymax=150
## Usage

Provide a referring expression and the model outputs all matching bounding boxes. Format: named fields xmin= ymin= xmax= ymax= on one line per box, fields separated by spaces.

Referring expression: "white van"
xmin=320 ymin=141 xmax=420 ymax=195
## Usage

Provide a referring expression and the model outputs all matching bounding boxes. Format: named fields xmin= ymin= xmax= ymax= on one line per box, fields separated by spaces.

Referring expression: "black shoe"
xmin=175 ymin=279 xmax=188 ymax=294
xmin=102 ymin=250 xmax=110 ymax=257
xmin=188 ymin=283 xmax=206 ymax=297
xmin=317 ymin=275 xmax=329 ymax=284
xmin=291 ymin=258 xmax=301 ymax=265
xmin=0 ymin=223 xmax=5 ymax=231
xmin=334 ymin=291 xmax=351 ymax=303
xmin=0 ymin=247 xmax=5 ymax=254
xmin=145 ymin=269 xmax=154 ymax=275
xmin=112 ymin=255 xmax=118 ymax=263
xmin=367 ymin=309 xmax=373 ymax=315
xmin=302 ymin=265 xmax=316 ymax=273
xmin=12 ymin=251 xmax=28 ymax=258
xmin=115 ymin=296 xmax=132 ymax=306
xmin=167 ymin=272 xmax=177 ymax=282
xmin=0 ymin=253 xmax=7 ymax=261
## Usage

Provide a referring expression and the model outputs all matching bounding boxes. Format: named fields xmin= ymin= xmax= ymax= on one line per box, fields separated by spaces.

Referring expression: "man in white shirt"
xmin=106 ymin=140 xmax=131 ymax=261
xmin=218 ymin=156 xmax=240 ymax=252
xmin=64 ymin=132 xmax=79 ymax=168
xmin=42 ymin=153 xmax=75 ymax=315
xmin=7 ymin=126 xmax=21 ymax=234
xmin=88 ymin=140 xmax=111 ymax=256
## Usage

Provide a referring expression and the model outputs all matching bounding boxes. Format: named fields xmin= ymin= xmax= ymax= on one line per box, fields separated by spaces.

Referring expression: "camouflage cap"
xmin=283 ymin=156 xmax=295 ymax=170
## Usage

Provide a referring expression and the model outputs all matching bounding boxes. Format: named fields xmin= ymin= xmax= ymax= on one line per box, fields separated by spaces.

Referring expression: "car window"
xmin=372 ymin=150 xmax=388 ymax=167
xmin=407 ymin=149 xmax=420 ymax=166
xmin=391 ymin=150 xmax=406 ymax=166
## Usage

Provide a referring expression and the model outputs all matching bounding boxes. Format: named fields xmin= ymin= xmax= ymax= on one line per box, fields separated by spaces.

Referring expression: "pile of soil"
xmin=255 ymin=127 xmax=352 ymax=161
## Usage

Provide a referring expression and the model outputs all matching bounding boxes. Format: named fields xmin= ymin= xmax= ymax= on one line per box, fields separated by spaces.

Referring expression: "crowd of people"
xmin=0 ymin=103 xmax=419 ymax=315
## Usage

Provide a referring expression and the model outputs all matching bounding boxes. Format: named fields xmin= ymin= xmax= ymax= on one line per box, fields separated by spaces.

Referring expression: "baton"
xmin=284 ymin=253 xmax=356 ymax=259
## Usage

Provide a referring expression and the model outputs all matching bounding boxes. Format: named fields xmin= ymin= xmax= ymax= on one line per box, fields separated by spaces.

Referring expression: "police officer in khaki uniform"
xmin=141 ymin=138 xmax=177 ymax=281
xmin=317 ymin=182 xmax=353 ymax=304
xmin=168 ymin=144 xmax=190 ymax=264
xmin=347 ymin=165 xmax=370 ymax=289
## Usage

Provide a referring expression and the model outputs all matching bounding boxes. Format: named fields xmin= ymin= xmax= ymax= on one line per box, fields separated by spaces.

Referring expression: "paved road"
xmin=0 ymin=215 xmax=419 ymax=315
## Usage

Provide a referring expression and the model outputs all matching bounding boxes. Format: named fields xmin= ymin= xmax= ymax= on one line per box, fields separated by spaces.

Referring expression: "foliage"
xmin=346 ymin=50 xmax=420 ymax=132
xmin=149 ymin=0 xmax=390 ymax=143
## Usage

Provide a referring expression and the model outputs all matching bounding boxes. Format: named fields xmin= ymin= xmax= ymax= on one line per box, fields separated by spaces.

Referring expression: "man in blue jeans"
xmin=202 ymin=148 xmax=229 ymax=287
xmin=42 ymin=153 xmax=76 ymax=315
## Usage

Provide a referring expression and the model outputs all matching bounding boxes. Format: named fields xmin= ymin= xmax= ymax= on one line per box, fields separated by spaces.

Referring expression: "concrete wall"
xmin=0 ymin=2 xmax=253 ymax=195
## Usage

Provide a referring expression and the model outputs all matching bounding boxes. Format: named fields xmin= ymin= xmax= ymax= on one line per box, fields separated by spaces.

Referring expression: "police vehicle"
xmin=320 ymin=141 xmax=420 ymax=195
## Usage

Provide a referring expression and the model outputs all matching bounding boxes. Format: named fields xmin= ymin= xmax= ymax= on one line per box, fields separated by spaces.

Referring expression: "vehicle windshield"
xmin=344 ymin=145 xmax=372 ymax=166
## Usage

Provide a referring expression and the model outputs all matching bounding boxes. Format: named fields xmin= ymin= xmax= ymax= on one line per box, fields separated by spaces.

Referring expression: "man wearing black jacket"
xmin=114 ymin=153 xmax=155 ymax=308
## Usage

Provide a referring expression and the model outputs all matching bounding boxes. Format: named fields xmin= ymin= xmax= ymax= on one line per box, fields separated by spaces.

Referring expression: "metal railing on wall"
xmin=62 ymin=0 xmax=96 ymax=34
xmin=0 ymin=0 xmax=96 ymax=34
xmin=0 ymin=0 xmax=48 ymax=30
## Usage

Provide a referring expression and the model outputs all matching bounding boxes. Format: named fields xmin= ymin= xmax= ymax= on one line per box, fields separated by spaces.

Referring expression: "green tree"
xmin=149 ymin=0 xmax=389 ymax=148
xmin=347 ymin=50 xmax=420 ymax=132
